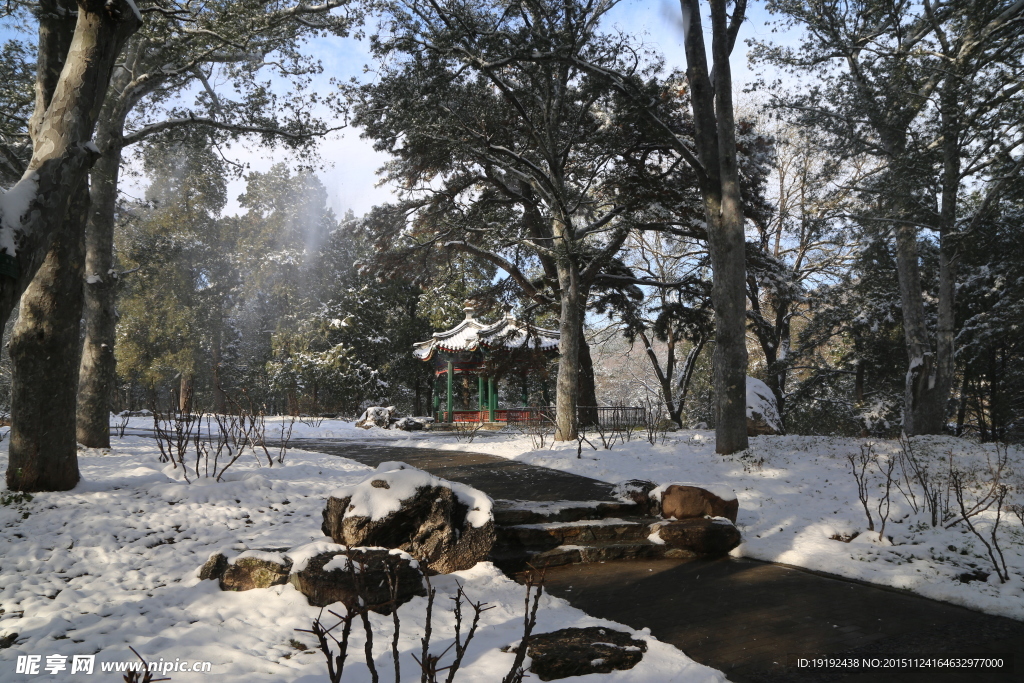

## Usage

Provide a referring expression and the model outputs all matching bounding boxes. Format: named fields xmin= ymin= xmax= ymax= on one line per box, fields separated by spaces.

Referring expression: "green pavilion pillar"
xmin=478 ymin=375 xmax=486 ymax=414
xmin=488 ymin=376 xmax=496 ymax=422
xmin=446 ymin=360 xmax=454 ymax=423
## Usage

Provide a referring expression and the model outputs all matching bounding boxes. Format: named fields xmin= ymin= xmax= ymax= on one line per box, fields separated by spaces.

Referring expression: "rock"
xmin=322 ymin=464 xmax=495 ymax=574
xmin=657 ymin=484 xmax=738 ymax=523
xmin=198 ymin=552 xmax=228 ymax=581
xmin=288 ymin=547 xmax=425 ymax=613
xmin=654 ymin=518 xmax=741 ymax=556
xmin=656 ymin=418 xmax=680 ymax=432
xmin=355 ymin=406 xmax=397 ymax=429
xmin=220 ymin=551 xmax=291 ymax=591
xmin=393 ymin=416 xmax=433 ymax=431
xmin=746 ymin=376 xmax=783 ymax=435
xmin=612 ymin=479 xmax=660 ymax=516
xmin=520 ymin=627 xmax=647 ymax=681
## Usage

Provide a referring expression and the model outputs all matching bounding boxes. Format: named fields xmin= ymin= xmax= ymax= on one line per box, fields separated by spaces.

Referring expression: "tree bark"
xmin=211 ymin=323 xmax=227 ymax=414
xmin=680 ymin=0 xmax=749 ymax=454
xmin=76 ymin=142 xmax=122 ymax=446
xmin=576 ymin=321 xmax=599 ymax=426
xmin=6 ymin=183 xmax=88 ymax=491
xmin=554 ymin=257 xmax=581 ymax=441
xmin=179 ymin=374 xmax=194 ymax=413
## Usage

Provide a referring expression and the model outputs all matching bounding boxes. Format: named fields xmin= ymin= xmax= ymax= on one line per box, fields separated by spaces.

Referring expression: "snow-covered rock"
xmin=746 ymin=376 xmax=783 ymax=435
xmin=287 ymin=547 xmax=425 ymax=612
xmin=321 ymin=463 xmax=496 ymax=573
xmin=221 ymin=551 xmax=291 ymax=591
xmin=355 ymin=405 xmax=396 ymax=429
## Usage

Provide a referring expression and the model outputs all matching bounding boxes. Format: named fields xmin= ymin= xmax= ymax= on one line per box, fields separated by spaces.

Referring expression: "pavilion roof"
xmin=413 ymin=304 xmax=560 ymax=361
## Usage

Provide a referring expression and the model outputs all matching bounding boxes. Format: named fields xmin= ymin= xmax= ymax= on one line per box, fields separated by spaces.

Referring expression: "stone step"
xmin=493 ymin=499 xmax=642 ymax=525
xmin=495 ymin=518 xmax=655 ymax=553
xmin=490 ymin=540 xmax=699 ymax=572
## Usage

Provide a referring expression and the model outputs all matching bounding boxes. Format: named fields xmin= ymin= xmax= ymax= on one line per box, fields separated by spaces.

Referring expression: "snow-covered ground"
xmin=0 ymin=432 xmax=725 ymax=683
xmin=264 ymin=417 xmax=1024 ymax=621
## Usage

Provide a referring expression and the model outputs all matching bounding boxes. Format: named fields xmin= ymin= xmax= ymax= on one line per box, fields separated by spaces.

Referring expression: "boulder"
xmin=746 ymin=376 xmax=783 ymax=435
xmin=198 ymin=552 xmax=228 ymax=581
xmin=653 ymin=518 xmax=741 ymax=556
xmin=394 ymin=416 xmax=433 ymax=431
xmin=288 ymin=546 xmax=425 ymax=613
xmin=655 ymin=483 xmax=738 ymax=523
xmin=355 ymin=406 xmax=397 ymax=429
xmin=220 ymin=551 xmax=291 ymax=591
xmin=612 ymin=479 xmax=660 ymax=516
xmin=520 ymin=627 xmax=647 ymax=681
xmin=322 ymin=464 xmax=495 ymax=574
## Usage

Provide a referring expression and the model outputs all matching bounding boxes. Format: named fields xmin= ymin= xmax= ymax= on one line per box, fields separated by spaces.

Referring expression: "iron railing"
xmin=438 ymin=406 xmax=643 ymax=430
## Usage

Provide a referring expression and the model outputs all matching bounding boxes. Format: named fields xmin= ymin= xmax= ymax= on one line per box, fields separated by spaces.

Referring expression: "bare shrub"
xmin=451 ymin=419 xmax=484 ymax=443
xmin=113 ymin=411 xmax=130 ymax=438
xmin=894 ymin=434 xmax=955 ymax=527
xmin=874 ymin=453 xmax=897 ymax=542
xmin=300 ymin=413 xmax=326 ymax=428
xmin=951 ymin=473 xmax=1011 ymax=583
xmin=642 ymin=397 xmax=668 ymax=446
xmin=152 ymin=403 xmax=199 ymax=483
xmin=276 ymin=414 xmax=296 ymax=464
xmin=300 ymin=563 xmax=545 ymax=683
xmin=847 ymin=443 xmax=875 ymax=532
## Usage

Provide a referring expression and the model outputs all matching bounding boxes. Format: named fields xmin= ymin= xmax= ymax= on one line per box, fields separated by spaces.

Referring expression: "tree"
xmin=4 ymin=0 xmax=140 ymax=492
xmin=356 ymin=0 xmax=672 ymax=440
xmin=753 ymin=0 xmax=1024 ymax=434
xmin=77 ymin=0 xmax=358 ymax=447
xmin=115 ymin=133 xmax=234 ymax=410
xmin=534 ymin=0 xmax=753 ymax=452
xmin=744 ymin=124 xmax=863 ymax=416
xmin=590 ymin=230 xmax=714 ymax=427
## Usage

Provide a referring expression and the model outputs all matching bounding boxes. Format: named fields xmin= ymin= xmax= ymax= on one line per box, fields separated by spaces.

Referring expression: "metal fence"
xmin=502 ymin=406 xmax=644 ymax=430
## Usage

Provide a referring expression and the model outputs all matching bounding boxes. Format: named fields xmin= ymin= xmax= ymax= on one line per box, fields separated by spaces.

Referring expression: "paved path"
xmin=293 ymin=438 xmax=620 ymax=502
xmin=301 ymin=439 xmax=1024 ymax=681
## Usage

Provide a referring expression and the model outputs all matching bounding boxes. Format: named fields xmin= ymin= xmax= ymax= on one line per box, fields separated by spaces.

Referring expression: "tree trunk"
xmin=179 ymin=374 xmax=194 ymax=413
xmin=76 ymin=142 xmax=122 ymax=447
xmin=679 ymin=0 xmax=749 ymax=454
xmin=0 ymin=0 xmax=138 ymax=330
xmin=6 ymin=182 xmax=88 ymax=492
xmin=893 ymin=219 xmax=944 ymax=435
xmin=577 ymin=322 xmax=599 ymax=426
xmin=211 ymin=326 xmax=227 ymax=414
xmin=932 ymin=79 xmax=960 ymax=437
xmin=554 ymin=257 xmax=581 ymax=441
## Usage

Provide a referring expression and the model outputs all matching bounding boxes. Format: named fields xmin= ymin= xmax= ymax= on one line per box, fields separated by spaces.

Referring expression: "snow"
xmin=0 ymin=435 xmax=723 ymax=682
xmin=413 ymin=309 xmax=558 ymax=360
xmin=0 ymin=172 xmax=39 ymax=256
xmin=287 ymin=541 xmax=348 ymax=572
xmin=125 ymin=0 xmax=142 ymax=22
xmin=329 ymin=462 xmax=493 ymax=529
xmin=229 ymin=550 xmax=289 ymax=567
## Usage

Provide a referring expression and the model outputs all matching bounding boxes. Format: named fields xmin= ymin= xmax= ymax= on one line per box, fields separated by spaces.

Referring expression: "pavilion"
xmin=413 ymin=304 xmax=560 ymax=424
